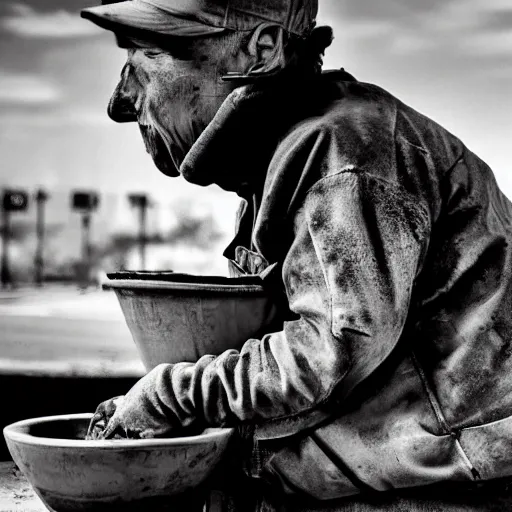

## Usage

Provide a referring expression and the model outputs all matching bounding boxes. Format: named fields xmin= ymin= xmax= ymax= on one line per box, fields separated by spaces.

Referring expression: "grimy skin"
xmin=108 ymin=31 xmax=275 ymax=178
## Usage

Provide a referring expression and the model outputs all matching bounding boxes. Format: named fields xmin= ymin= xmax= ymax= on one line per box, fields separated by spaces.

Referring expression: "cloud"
xmin=460 ymin=0 xmax=512 ymax=13
xmin=380 ymin=0 xmax=512 ymax=56
xmin=0 ymin=70 xmax=61 ymax=104
xmin=318 ymin=0 xmax=512 ymax=58
xmin=318 ymin=2 xmax=395 ymax=40
xmin=460 ymin=29 xmax=512 ymax=56
xmin=2 ymin=2 xmax=102 ymax=39
xmin=420 ymin=0 xmax=512 ymax=32
xmin=318 ymin=3 xmax=396 ymax=60
xmin=335 ymin=20 xmax=395 ymax=40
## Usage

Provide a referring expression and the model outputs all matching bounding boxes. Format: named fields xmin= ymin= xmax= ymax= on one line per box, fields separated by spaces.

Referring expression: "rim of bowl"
xmin=3 ymin=413 xmax=234 ymax=450
xmin=104 ymin=279 xmax=267 ymax=295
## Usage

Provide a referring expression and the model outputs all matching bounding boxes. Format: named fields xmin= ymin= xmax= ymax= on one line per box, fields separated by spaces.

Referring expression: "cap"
xmin=81 ymin=0 xmax=317 ymax=39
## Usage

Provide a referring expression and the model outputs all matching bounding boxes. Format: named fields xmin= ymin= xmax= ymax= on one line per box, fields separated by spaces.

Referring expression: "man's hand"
xmin=86 ymin=396 xmax=124 ymax=440
xmin=86 ymin=364 xmax=190 ymax=440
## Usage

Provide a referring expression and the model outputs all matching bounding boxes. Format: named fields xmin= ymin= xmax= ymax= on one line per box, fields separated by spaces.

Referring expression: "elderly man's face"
xmin=109 ymin=35 xmax=242 ymax=177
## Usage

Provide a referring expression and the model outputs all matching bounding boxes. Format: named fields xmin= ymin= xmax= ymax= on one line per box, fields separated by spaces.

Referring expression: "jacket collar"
xmin=180 ymin=69 xmax=357 ymax=198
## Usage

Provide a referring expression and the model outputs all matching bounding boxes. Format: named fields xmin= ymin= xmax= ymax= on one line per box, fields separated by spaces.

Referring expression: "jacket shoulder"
xmin=261 ymin=82 xmax=401 ymax=220
xmin=291 ymin=81 xmax=397 ymax=147
xmin=270 ymin=81 xmax=398 ymax=186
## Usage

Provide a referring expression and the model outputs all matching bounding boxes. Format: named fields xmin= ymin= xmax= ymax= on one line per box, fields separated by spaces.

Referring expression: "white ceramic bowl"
xmin=4 ymin=413 xmax=234 ymax=511
xmin=105 ymin=272 xmax=278 ymax=371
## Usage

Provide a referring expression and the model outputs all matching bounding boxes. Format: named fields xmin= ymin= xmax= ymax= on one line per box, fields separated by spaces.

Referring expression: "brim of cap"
xmin=81 ymin=1 xmax=226 ymax=38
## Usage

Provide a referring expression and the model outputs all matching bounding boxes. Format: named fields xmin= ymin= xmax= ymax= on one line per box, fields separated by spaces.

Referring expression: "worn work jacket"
xmin=154 ymin=70 xmax=512 ymax=499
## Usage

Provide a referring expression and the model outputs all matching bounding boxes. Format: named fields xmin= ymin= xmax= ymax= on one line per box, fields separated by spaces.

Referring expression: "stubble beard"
xmin=138 ymin=123 xmax=181 ymax=177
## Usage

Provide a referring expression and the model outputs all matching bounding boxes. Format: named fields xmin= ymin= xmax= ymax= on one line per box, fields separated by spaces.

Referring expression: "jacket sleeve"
xmin=138 ymin=170 xmax=430 ymax=437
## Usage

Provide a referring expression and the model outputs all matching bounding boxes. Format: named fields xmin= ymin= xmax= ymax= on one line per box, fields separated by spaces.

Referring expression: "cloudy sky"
xmin=0 ymin=0 xmax=511 ymax=235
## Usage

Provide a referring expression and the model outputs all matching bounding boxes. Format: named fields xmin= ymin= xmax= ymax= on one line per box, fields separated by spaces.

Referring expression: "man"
xmin=82 ymin=0 xmax=512 ymax=510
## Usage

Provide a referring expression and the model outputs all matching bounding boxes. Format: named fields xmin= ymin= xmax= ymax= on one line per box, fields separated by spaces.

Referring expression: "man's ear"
xmin=244 ymin=23 xmax=284 ymax=77
xmin=246 ymin=23 xmax=279 ymax=63
xmin=221 ymin=23 xmax=285 ymax=82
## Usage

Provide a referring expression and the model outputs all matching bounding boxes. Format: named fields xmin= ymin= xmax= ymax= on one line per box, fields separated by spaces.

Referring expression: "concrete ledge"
xmin=0 ymin=359 xmax=144 ymax=378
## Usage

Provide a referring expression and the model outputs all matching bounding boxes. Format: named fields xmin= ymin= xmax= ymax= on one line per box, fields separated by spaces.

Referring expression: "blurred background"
xmin=0 ymin=0 xmax=510 ymax=456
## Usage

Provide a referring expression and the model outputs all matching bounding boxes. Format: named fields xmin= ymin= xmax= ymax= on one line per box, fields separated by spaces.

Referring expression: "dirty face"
xmin=108 ymin=34 xmax=244 ymax=178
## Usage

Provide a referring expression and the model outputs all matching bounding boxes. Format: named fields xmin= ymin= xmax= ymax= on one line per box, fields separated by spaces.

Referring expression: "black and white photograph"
xmin=1 ymin=0 xmax=512 ymax=510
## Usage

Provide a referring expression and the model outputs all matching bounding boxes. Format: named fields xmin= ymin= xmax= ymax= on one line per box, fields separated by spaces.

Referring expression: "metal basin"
xmin=106 ymin=272 xmax=278 ymax=371
xmin=4 ymin=413 xmax=233 ymax=511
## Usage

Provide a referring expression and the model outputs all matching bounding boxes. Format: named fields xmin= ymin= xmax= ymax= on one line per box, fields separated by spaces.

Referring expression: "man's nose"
xmin=108 ymin=64 xmax=138 ymax=123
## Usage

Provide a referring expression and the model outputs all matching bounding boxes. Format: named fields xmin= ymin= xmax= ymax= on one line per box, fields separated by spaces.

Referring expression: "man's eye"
xmin=140 ymin=45 xmax=194 ymax=62
xmin=142 ymin=49 xmax=163 ymax=59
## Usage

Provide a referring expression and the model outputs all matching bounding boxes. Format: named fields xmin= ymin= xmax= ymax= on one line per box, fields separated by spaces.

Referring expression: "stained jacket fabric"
xmin=126 ymin=70 xmax=512 ymax=499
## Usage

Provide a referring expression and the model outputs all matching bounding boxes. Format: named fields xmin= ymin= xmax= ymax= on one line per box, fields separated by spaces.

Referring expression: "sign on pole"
xmin=3 ymin=190 xmax=29 ymax=212
xmin=71 ymin=191 xmax=99 ymax=212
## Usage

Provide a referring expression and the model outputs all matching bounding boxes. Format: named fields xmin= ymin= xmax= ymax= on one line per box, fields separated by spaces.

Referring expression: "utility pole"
xmin=71 ymin=191 xmax=100 ymax=289
xmin=128 ymin=193 xmax=150 ymax=269
xmin=1 ymin=205 xmax=10 ymax=289
xmin=81 ymin=212 xmax=92 ymax=270
xmin=1 ymin=190 xmax=29 ymax=289
xmin=34 ymin=189 xmax=49 ymax=287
